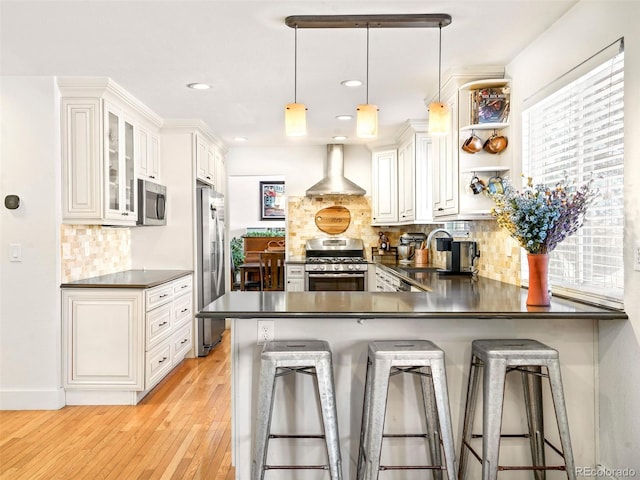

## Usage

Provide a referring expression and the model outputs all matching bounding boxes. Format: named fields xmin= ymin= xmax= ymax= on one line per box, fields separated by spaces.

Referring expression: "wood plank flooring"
xmin=0 ymin=330 xmax=235 ymax=480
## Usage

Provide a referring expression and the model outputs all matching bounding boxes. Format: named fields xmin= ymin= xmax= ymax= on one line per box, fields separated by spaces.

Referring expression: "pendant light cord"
xmin=437 ymin=23 xmax=442 ymax=103
xmin=365 ymin=24 xmax=370 ymax=104
xmin=294 ymin=25 xmax=298 ymax=103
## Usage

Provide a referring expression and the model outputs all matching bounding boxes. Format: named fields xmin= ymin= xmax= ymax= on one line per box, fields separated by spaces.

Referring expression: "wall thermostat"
xmin=4 ymin=195 xmax=20 ymax=210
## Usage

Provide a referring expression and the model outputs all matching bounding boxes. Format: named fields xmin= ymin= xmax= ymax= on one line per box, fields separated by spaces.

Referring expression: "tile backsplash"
xmin=286 ymin=196 xmax=521 ymax=285
xmin=61 ymin=225 xmax=131 ymax=282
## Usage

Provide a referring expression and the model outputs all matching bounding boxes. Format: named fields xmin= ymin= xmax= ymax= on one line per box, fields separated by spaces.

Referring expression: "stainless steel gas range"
xmin=304 ymin=237 xmax=368 ymax=291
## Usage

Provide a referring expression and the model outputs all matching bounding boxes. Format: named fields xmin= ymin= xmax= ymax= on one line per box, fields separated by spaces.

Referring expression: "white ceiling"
xmin=0 ymin=0 xmax=578 ymax=147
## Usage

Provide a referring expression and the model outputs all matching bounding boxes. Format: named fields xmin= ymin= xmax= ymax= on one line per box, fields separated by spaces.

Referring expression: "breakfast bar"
xmin=198 ymin=274 xmax=626 ymax=480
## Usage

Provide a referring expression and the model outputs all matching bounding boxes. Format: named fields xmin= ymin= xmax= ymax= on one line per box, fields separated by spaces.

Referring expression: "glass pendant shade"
xmin=356 ymin=104 xmax=378 ymax=138
xmin=428 ymin=101 xmax=450 ymax=135
xmin=285 ymin=102 xmax=306 ymax=136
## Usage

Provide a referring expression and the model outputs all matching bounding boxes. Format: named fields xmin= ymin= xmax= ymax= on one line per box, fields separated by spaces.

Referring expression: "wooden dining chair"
xmin=258 ymin=252 xmax=285 ymax=291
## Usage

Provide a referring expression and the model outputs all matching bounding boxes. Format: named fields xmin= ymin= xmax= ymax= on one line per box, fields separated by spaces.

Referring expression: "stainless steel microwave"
xmin=137 ymin=179 xmax=167 ymax=226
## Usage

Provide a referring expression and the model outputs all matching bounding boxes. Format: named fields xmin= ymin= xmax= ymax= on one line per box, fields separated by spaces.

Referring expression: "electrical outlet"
xmin=635 ymin=242 xmax=640 ymax=272
xmin=257 ymin=320 xmax=274 ymax=345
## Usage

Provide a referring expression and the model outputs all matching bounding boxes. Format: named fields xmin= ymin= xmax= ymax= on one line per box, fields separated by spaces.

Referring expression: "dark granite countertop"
xmin=198 ymin=289 xmax=626 ymax=320
xmin=60 ymin=269 xmax=192 ymax=289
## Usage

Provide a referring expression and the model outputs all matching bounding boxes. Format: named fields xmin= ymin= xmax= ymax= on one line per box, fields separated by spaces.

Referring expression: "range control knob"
xmin=333 ymin=264 xmax=341 ymax=271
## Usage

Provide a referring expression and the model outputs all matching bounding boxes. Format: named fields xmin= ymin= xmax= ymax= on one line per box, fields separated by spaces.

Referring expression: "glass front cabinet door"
xmin=105 ymin=103 xmax=137 ymax=222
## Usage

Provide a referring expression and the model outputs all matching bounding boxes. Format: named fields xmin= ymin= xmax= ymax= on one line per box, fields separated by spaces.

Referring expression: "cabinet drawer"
xmin=145 ymin=340 xmax=172 ymax=391
xmin=173 ymin=275 xmax=193 ymax=295
xmin=146 ymin=283 xmax=173 ymax=310
xmin=173 ymin=294 xmax=192 ymax=328
xmin=286 ymin=265 xmax=304 ymax=278
xmin=146 ymin=302 xmax=172 ymax=349
xmin=172 ymin=323 xmax=193 ymax=366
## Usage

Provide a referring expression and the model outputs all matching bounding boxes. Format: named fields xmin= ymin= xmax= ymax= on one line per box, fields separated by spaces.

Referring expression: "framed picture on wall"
xmin=260 ymin=181 xmax=285 ymax=220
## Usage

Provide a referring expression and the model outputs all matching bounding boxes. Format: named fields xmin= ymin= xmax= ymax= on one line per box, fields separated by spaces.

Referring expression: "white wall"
xmin=228 ymin=175 xmax=285 ymax=235
xmin=507 ymin=1 xmax=640 ymax=471
xmin=0 ymin=76 xmax=65 ymax=409
xmin=226 ymin=144 xmax=372 ymax=197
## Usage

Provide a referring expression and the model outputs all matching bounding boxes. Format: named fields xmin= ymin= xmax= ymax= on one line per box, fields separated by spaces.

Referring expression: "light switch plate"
xmin=9 ymin=243 xmax=22 ymax=262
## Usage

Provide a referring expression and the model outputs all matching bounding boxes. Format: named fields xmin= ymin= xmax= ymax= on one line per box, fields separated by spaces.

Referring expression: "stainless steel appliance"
xmin=398 ymin=232 xmax=427 ymax=263
xmin=436 ymin=239 xmax=480 ymax=275
xmin=304 ymin=237 xmax=368 ymax=291
xmin=196 ymin=185 xmax=226 ymax=356
xmin=137 ymin=179 xmax=167 ymax=225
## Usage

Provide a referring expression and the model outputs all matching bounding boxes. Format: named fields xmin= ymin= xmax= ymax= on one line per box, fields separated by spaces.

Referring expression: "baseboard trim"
xmin=0 ymin=388 xmax=65 ymax=410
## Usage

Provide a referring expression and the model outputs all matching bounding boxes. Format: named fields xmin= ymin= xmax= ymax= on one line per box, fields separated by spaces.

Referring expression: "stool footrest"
xmin=383 ymin=433 xmax=429 ymax=438
xmin=269 ymin=434 xmax=325 ymax=439
xmin=463 ymin=439 xmax=568 ymax=470
xmin=468 ymin=434 xmax=565 ymax=458
xmin=380 ymin=465 xmax=445 ymax=471
xmin=265 ymin=465 xmax=329 ymax=470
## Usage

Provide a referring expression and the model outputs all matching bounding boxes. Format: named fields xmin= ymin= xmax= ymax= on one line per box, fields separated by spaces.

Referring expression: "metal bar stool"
xmin=252 ymin=340 xmax=342 ymax=480
xmin=458 ymin=339 xmax=576 ymax=480
xmin=356 ymin=340 xmax=457 ymax=480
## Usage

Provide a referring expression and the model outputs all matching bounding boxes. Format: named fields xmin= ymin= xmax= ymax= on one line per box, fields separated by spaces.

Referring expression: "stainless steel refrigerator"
xmin=196 ymin=185 xmax=226 ymax=356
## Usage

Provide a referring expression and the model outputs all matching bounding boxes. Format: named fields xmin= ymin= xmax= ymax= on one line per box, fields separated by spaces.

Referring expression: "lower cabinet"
xmin=62 ymin=274 xmax=193 ymax=405
xmin=286 ymin=264 xmax=305 ymax=292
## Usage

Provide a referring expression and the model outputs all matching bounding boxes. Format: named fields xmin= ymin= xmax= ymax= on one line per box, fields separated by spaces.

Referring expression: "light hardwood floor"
xmin=0 ymin=330 xmax=235 ymax=480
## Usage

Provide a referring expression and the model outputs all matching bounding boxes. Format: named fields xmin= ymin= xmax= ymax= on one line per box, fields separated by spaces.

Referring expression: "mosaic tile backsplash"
xmin=61 ymin=225 xmax=131 ymax=282
xmin=287 ymin=196 xmax=521 ymax=285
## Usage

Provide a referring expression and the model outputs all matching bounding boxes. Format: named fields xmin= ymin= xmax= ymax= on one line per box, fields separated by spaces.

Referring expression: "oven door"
xmin=306 ymin=272 xmax=367 ymax=291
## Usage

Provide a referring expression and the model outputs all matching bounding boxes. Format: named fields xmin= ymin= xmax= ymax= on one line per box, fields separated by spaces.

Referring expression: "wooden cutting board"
xmin=314 ymin=206 xmax=351 ymax=234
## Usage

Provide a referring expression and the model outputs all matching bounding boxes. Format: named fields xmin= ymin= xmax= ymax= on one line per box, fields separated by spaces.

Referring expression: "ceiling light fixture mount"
xmin=285 ymin=14 xmax=452 ymax=29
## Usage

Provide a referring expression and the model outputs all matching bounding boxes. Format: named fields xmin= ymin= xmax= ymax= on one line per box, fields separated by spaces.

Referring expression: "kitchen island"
xmin=198 ymin=273 xmax=626 ymax=480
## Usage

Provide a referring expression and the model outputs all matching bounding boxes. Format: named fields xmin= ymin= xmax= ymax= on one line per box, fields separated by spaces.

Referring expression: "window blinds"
xmin=522 ymin=46 xmax=624 ymax=308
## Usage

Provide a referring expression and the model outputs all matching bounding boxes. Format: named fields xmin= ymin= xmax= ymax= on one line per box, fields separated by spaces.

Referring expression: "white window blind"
xmin=522 ymin=45 xmax=624 ymax=308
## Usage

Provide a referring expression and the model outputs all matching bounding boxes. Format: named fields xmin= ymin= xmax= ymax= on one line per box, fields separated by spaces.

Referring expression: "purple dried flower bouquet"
xmin=489 ymin=175 xmax=599 ymax=254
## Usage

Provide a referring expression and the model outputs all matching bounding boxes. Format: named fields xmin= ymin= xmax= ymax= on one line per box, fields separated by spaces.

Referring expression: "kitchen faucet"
xmin=426 ymin=228 xmax=453 ymax=250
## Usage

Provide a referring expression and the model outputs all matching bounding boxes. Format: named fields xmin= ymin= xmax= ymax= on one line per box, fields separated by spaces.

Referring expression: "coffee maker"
xmin=436 ymin=238 xmax=480 ymax=275
xmin=398 ymin=232 xmax=427 ymax=264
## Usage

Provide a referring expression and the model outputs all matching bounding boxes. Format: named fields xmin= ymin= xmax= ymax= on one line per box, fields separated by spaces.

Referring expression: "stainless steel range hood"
xmin=305 ymin=144 xmax=366 ymax=196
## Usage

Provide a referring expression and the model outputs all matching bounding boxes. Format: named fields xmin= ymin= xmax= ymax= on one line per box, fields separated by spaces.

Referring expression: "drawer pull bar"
xmin=158 ymin=356 xmax=168 ymax=364
xmin=159 ymin=321 xmax=168 ymax=326
xmin=159 ymin=294 xmax=169 ymax=298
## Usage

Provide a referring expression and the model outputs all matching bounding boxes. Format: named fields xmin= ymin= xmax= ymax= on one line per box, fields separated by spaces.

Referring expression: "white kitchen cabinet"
xmin=397 ymin=136 xmax=416 ymax=223
xmin=62 ymin=289 xmax=145 ymax=389
xmin=432 ymin=89 xmax=460 ymax=218
xmin=286 ymin=264 xmax=305 ymax=292
xmin=137 ymin=126 xmax=161 ymax=181
xmin=371 ymin=148 xmax=398 ymax=225
xmin=196 ymin=134 xmax=223 ymax=188
xmin=370 ymin=120 xmax=435 ymax=225
xmin=62 ymin=273 xmax=193 ymax=405
xmin=59 ymin=77 xmax=163 ymax=226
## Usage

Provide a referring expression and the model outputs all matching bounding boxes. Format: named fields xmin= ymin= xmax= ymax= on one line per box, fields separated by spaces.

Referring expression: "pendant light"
xmin=428 ymin=23 xmax=450 ymax=135
xmin=356 ymin=25 xmax=378 ymax=138
xmin=285 ymin=25 xmax=306 ymax=136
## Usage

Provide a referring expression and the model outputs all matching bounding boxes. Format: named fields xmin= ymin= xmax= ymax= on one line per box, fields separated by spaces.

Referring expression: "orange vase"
xmin=527 ymin=253 xmax=551 ymax=306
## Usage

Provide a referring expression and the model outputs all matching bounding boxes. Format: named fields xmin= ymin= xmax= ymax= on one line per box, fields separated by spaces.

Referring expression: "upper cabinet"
xmin=431 ymin=88 xmax=459 ymax=219
xmin=59 ymin=78 xmax=163 ymax=226
xmin=371 ymin=148 xmax=398 ymax=225
xmin=137 ymin=126 xmax=161 ymax=182
xmin=196 ymin=134 xmax=224 ymax=190
xmin=371 ymin=120 xmax=436 ymax=226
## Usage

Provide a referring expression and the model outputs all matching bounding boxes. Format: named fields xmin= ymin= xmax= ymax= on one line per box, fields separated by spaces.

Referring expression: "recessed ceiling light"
xmin=233 ymin=137 xmax=248 ymax=142
xmin=335 ymin=115 xmax=353 ymax=121
xmin=341 ymin=79 xmax=362 ymax=87
xmin=333 ymin=135 xmax=348 ymax=141
xmin=186 ymin=83 xmax=211 ymax=90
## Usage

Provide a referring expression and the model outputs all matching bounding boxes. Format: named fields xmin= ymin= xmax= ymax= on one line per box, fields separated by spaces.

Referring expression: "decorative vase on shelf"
xmin=526 ymin=253 xmax=551 ymax=306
